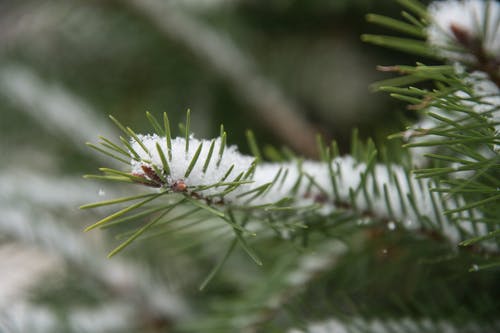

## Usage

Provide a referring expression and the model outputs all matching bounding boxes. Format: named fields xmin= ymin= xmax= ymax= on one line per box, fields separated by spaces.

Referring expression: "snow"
xmin=127 ymin=133 xmax=487 ymax=245
xmin=427 ymin=0 xmax=500 ymax=62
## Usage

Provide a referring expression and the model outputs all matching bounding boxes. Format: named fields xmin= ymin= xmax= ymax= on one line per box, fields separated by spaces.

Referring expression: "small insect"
xmin=171 ymin=179 xmax=188 ymax=192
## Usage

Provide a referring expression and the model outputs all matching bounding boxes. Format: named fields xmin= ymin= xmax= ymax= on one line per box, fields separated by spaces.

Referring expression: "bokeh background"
xmin=0 ymin=0 xmax=438 ymax=332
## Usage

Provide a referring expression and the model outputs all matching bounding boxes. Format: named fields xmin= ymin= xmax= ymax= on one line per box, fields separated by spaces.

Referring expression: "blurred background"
xmin=0 ymin=0 xmax=465 ymax=332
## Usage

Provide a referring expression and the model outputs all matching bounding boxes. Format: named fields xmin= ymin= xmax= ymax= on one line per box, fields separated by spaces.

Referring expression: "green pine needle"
xmin=127 ymin=127 xmax=150 ymax=155
xmin=146 ymin=111 xmax=165 ymax=135
xmin=199 ymin=239 xmax=238 ymax=291
xmin=84 ymin=193 xmax=164 ymax=231
xmin=236 ymin=182 xmax=272 ymax=199
xmin=163 ymin=112 xmax=172 ymax=160
xmin=202 ymin=139 xmax=216 ymax=173
xmin=227 ymin=212 xmax=262 ymax=265
xmin=102 ymin=205 xmax=172 ymax=229
xmin=86 ymin=143 xmax=130 ymax=165
xmin=401 ymin=10 xmax=425 ymax=28
xmin=98 ymin=136 xmax=131 ymax=157
xmin=263 ymin=145 xmax=284 ymax=162
xmin=243 ymin=160 xmax=257 ymax=180
xmin=155 ymin=142 xmax=171 ymax=176
xmin=98 ymin=167 xmax=154 ymax=185
xmin=445 ymin=194 xmax=500 ymax=215
xmin=460 ymin=229 xmax=500 ymax=246
xmin=83 ymin=174 xmax=135 ymax=184
xmin=185 ymin=196 xmax=225 ymax=218
xmin=316 ymin=134 xmax=328 ymax=162
xmin=366 ymin=13 xmax=425 ymax=38
xmin=185 ymin=142 xmax=203 ymax=178
xmin=109 ymin=115 xmax=129 ymax=136
xmin=219 ymin=164 xmax=235 ymax=183
xmin=119 ymin=136 xmax=141 ymax=161
xmin=80 ymin=193 xmax=158 ymax=209
xmin=245 ymin=130 xmax=262 ymax=162
xmin=217 ymin=127 xmax=227 ymax=167
xmin=195 ymin=180 xmax=253 ymax=191
xmin=396 ymin=0 xmax=428 ymax=20
xmin=235 ymin=232 xmax=262 ymax=266
xmin=107 ymin=206 xmax=173 ymax=258
xmin=185 ymin=108 xmax=191 ymax=153
xmin=361 ymin=34 xmax=435 ymax=58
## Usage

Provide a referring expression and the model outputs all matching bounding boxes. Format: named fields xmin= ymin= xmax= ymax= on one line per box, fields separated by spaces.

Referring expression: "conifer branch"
xmin=84 ymin=110 xmax=495 ymax=261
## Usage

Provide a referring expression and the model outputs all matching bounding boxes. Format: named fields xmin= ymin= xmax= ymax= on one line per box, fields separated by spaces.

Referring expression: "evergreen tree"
xmin=0 ymin=0 xmax=498 ymax=332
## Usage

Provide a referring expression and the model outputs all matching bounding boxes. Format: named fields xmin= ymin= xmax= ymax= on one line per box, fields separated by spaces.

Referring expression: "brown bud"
xmin=171 ymin=180 xmax=187 ymax=192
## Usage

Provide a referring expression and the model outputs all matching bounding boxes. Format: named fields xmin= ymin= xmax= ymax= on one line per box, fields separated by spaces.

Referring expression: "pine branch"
xmin=365 ymin=0 xmax=500 ymax=252
xmin=427 ymin=0 xmax=500 ymax=87
xmin=83 ymin=112 xmax=495 ymax=265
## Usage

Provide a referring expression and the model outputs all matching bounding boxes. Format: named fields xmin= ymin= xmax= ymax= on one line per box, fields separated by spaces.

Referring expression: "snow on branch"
xmin=130 ymin=133 xmax=481 ymax=241
xmin=428 ymin=0 xmax=500 ymax=61
xmin=427 ymin=0 xmax=500 ymax=85
xmin=85 ymin=113 xmax=491 ymax=252
xmin=401 ymin=70 xmax=500 ymax=166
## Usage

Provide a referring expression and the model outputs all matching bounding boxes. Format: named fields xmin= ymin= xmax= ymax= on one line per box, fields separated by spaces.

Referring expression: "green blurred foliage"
xmin=1 ymin=0 xmax=427 ymax=159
